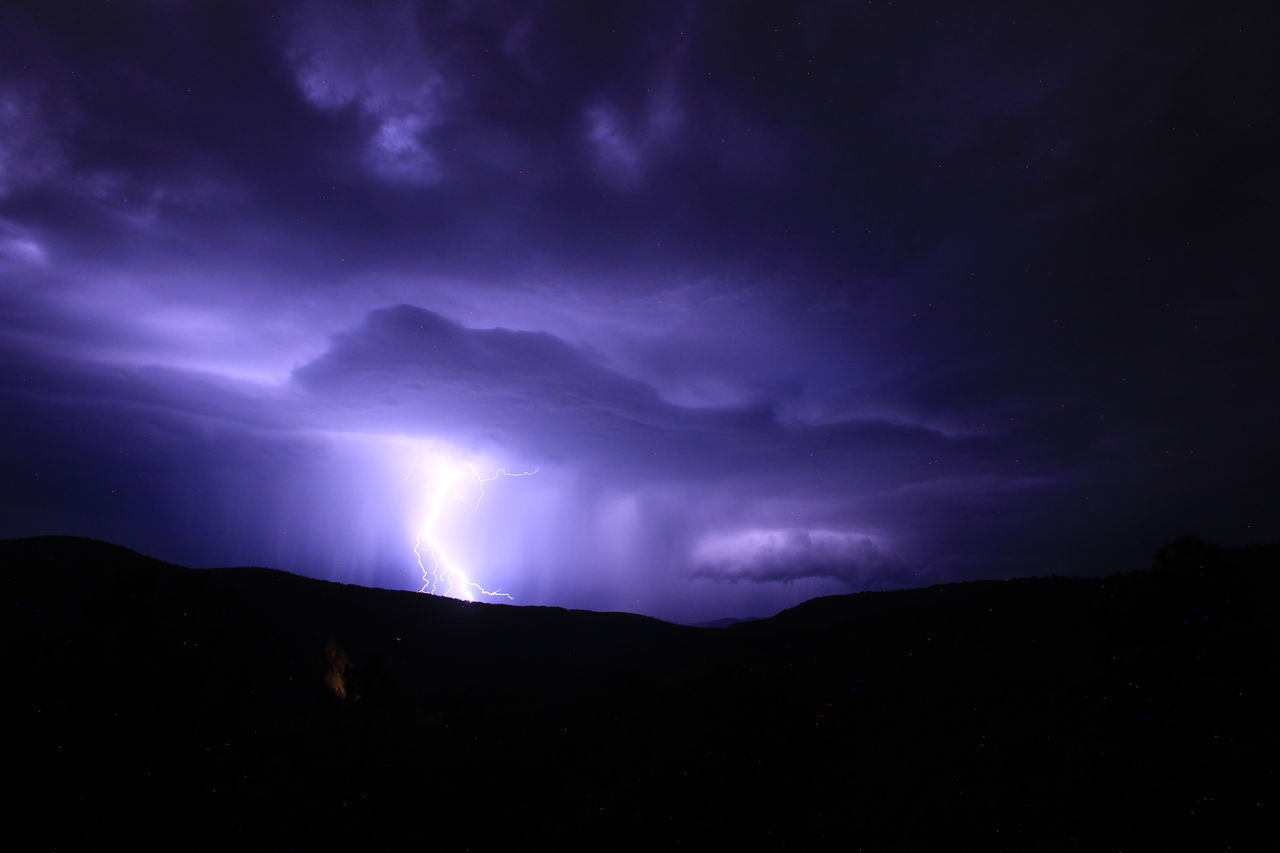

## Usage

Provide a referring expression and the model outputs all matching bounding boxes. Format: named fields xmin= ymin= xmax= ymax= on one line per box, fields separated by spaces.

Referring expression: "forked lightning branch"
xmin=413 ymin=458 xmax=538 ymax=602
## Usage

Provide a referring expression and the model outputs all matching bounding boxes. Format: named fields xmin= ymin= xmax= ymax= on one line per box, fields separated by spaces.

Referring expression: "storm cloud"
xmin=0 ymin=0 xmax=1275 ymax=621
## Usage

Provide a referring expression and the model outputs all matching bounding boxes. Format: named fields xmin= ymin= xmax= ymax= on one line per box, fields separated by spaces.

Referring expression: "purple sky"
xmin=1 ymin=0 xmax=1275 ymax=622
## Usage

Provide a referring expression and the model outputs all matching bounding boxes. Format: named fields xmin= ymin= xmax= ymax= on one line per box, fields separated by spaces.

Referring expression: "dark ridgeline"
xmin=7 ymin=535 xmax=1275 ymax=850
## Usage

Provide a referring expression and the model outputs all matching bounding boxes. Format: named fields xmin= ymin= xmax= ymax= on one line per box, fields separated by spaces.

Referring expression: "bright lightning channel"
xmin=414 ymin=461 xmax=538 ymax=602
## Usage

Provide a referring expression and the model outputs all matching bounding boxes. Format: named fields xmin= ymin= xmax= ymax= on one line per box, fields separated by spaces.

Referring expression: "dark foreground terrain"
xmin=6 ymin=536 xmax=1276 ymax=850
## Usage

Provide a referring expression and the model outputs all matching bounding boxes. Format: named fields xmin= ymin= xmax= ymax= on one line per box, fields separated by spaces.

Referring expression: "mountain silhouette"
xmin=7 ymin=535 xmax=1275 ymax=850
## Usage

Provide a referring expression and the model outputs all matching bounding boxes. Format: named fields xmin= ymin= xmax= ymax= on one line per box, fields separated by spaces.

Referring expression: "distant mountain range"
xmin=7 ymin=535 xmax=1275 ymax=850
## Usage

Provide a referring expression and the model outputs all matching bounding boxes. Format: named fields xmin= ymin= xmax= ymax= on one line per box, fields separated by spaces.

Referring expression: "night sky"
xmin=1 ymin=0 xmax=1275 ymax=622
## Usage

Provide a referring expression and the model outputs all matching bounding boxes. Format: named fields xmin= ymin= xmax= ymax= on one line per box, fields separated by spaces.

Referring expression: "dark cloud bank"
xmin=0 ymin=0 xmax=1275 ymax=621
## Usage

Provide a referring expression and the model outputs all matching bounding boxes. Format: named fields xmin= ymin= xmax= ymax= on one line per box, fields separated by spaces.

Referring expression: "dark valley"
xmin=7 ymin=535 xmax=1276 ymax=850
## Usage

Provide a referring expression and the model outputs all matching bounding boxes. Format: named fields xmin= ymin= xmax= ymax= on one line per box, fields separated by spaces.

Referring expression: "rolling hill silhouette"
xmin=7 ymin=535 xmax=1275 ymax=850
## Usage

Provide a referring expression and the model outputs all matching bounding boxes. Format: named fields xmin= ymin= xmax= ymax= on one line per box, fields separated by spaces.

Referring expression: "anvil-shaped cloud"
xmin=0 ymin=302 xmax=1013 ymax=619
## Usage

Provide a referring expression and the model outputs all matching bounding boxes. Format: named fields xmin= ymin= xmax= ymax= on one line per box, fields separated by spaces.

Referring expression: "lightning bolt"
xmin=413 ymin=460 xmax=538 ymax=602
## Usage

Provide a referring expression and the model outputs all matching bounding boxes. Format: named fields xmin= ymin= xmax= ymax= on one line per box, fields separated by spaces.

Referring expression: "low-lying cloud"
xmin=692 ymin=528 xmax=910 ymax=588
